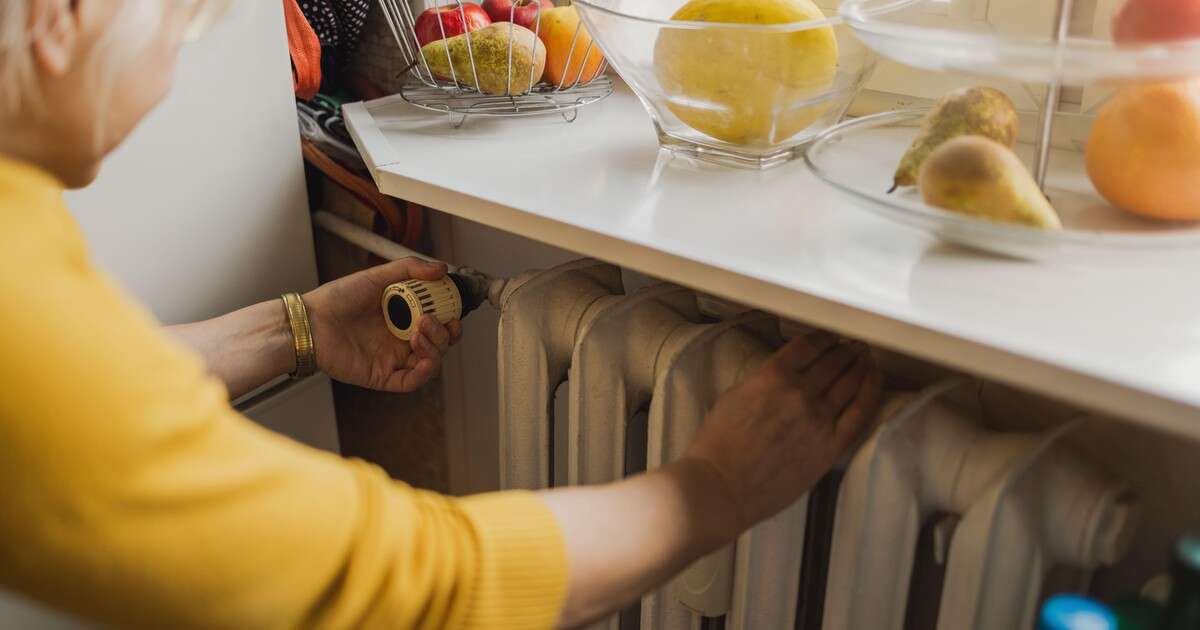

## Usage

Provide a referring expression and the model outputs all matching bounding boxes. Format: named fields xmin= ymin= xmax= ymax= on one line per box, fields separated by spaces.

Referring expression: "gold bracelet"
xmin=281 ymin=292 xmax=316 ymax=378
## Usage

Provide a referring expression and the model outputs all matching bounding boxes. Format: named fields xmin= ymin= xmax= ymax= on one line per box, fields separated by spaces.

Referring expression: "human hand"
xmin=540 ymin=333 xmax=881 ymax=628
xmin=303 ymin=258 xmax=463 ymax=393
xmin=683 ymin=332 xmax=883 ymax=545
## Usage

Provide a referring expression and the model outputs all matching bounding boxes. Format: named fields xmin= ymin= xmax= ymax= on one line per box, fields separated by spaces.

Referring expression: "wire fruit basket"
xmin=377 ymin=0 xmax=614 ymax=126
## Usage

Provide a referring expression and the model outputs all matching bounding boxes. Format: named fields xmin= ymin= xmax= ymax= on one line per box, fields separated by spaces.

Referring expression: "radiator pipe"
xmin=312 ymin=213 xmax=804 ymax=329
xmin=823 ymin=381 xmax=1137 ymax=630
xmin=313 ymin=210 xmax=436 ymax=266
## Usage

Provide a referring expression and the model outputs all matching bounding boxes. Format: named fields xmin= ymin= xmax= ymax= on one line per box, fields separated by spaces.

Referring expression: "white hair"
xmin=0 ymin=1 xmax=212 ymax=124
xmin=0 ymin=0 xmax=37 ymax=118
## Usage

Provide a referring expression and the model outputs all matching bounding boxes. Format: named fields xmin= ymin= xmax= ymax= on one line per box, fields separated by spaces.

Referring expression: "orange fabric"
xmin=284 ymin=0 xmax=322 ymax=99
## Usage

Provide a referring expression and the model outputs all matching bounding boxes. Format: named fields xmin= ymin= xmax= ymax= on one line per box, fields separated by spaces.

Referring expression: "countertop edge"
xmin=370 ymin=163 xmax=1200 ymax=440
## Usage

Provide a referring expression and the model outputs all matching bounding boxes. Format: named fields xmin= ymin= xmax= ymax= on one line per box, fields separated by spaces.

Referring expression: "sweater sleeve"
xmin=0 ymin=214 xmax=567 ymax=629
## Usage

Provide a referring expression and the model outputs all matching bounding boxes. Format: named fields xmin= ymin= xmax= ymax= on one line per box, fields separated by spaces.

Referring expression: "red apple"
xmin=1113 ymin=0 xmax=1200 ymax=43
xmin=414 ymin=3 xmax=492 ymax=47
xmin=481 ymin=0 xmax=554 ymax=30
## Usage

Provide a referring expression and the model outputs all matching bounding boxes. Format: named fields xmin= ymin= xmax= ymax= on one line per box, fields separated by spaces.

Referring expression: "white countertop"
xmin=344 ymin=82 xmax=1200 ymax=440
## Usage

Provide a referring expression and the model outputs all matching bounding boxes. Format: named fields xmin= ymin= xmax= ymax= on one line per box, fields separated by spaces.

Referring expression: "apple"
xmin=414 ymin=3 xmax=492 ymax=47
xmin=481 ymin=0 xmax=554 ymax=30
xmin=1113 ymin=0 xmax=1200 ymax=43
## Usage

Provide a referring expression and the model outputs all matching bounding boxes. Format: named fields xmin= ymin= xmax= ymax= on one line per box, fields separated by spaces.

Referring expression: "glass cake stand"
xmin=812 ymin=0 xmax=1200 ymax=260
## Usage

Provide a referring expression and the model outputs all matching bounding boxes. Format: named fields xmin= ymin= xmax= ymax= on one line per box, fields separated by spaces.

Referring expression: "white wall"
xmin=65 ymin=0 xmax=319 ymax=324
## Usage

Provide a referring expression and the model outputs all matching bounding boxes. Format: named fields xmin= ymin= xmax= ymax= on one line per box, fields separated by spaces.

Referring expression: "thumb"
xmin=405 ymin=257 xmax=448 ymax=281
xmin=373 ymin=257 xmax=447 ymax=283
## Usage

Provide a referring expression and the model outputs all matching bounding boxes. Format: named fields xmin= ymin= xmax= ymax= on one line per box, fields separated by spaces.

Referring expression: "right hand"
xmin=304 ymin=258 xmax=463 ymax=393
xmin=683 ymin=332 xmax=883 ymax=545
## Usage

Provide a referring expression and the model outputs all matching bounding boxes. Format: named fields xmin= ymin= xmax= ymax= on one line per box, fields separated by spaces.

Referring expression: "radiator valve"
xmin=381 ymin=269 xmax=492 ymax=341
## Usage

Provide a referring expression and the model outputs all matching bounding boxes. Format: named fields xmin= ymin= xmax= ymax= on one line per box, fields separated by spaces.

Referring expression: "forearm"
xmin=167 ymin=300 xmax=296 ymax=399
xmin=541 ymin=458 xmax=740 ymax=629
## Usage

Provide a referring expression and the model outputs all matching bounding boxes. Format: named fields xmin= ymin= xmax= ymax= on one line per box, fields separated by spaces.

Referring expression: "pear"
xmin=421 ymin=23 xmax=546 ymax=96
xmin=892 ymin=86 xmax=1019 ymax=192
xmin=918 ymin=136 xmax=1062 ymax=230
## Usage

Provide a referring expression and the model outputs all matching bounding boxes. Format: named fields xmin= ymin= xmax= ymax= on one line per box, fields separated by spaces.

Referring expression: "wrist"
xmin=281 ymin=292 xmax=316 ymax=377
xmin=664 ymin=457 xmax=745 ymax=553
xmin=224 ymin=300 xmax=297 ymax=382
xmin=263 ymin=299 xmax=299 ymax=377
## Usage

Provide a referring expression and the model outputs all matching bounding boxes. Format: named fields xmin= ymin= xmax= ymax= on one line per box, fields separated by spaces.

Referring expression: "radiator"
xmin=496 ymin=260 xmax=1139 ymax=630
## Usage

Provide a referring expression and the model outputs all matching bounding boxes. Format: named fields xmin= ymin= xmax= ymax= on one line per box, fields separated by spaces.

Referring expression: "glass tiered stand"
xmin=804 ymin=0 xmax=1200 ymax=260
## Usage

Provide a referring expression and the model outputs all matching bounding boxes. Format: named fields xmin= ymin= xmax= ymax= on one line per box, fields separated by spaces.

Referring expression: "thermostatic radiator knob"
xmin=381 ymin=273 xmax=486 ymax=341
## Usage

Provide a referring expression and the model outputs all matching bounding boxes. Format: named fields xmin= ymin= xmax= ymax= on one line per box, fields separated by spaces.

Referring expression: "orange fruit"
xmin=536 ymin=6 xmax=605 ymax=88
xmin=1086 ymin=80 xmax=1200 ymax=221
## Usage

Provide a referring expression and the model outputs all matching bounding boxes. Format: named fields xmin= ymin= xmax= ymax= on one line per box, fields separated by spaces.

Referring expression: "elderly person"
xmin=0 ymin=1 xmax=883 ymax=628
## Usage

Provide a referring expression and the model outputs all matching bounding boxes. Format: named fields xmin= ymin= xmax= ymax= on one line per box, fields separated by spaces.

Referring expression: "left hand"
xmin=684 ymin=334 xmax=882 ymax=542
xmin=303 ymin=258 xmax=463 ymax=393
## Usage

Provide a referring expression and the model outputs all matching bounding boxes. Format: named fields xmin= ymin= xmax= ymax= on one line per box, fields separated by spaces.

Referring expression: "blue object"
xmin=1039 ymin=595 xmax=1118 ymax=630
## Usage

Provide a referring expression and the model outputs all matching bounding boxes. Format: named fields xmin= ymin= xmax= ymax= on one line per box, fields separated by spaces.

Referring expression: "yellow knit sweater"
xmin=0 ymin=156 xmax=567 ymax=629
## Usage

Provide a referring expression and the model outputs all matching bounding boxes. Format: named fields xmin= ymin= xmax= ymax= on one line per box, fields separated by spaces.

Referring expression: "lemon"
xmin=654 ymin=0 xmax=839 ymax=146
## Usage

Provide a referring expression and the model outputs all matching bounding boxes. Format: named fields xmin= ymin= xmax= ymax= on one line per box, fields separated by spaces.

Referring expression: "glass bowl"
xmin=840 ymin=0 xmax=1200 ymax=85
xmin=804 ymin=109 xmax=1200 ymax=262
xmin=574 ymin=0 xmax=878 ymax=169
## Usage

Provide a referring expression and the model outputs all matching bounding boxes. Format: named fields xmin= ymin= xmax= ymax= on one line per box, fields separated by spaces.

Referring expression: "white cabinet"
xmin=61 ymin=1 xmax=338 ymax=452
xmin=65 ymin=0 xmax=318 ymax=325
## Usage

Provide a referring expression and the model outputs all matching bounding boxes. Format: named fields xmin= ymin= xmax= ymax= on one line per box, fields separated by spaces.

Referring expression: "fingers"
xmin=407 ymin=357 xmax=441 ymax=389
xmin=405 ymin=258 xmax=449 ymax=281
xmin=390 ymin=352 xmax=440 ymax=392
xmin=383 ymin=356 xmax=442 ymax=393
xmin=370 ymin=256 xmax=448 ymax=285
xmin=410 ymin=331 xmax=440 ymax=360
xmin=802 ymin=342 xmax=863 ymax=396
xmin=416 ymin=316 xmax=451 ymax=354
xmin=769 ymin=331 xmax=838 ymax=374
xmin=823 ymin=352 xmax=870 ymax=417
xmin=401 ymin=317 xmax=454 ymax=393
xmin=834 ymin=356 xmax=884 ymax=450
xmin=447 ymin=320 xmax=463 ymax=346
